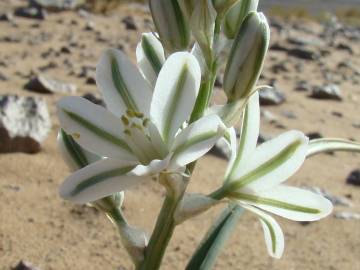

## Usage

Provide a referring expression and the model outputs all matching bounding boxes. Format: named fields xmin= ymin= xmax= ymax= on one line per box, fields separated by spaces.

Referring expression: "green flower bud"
xmin=212 ymin=0 xmax=239 ymax=16
xmin=190 ymin=0 xmax=217 ymax=61
xmin=223 ymin=12 xmax=270 ymax=101
xmin=149 ymin=0 xmax=190 ymax=53
xmin=224 ymin=0 xmax=259 ymax=39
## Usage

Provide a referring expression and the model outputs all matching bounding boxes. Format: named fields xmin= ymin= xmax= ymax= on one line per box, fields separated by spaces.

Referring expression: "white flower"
xmin=57 ymin=47 xmax=225 ymax=204
xmin=214 ymin=92 xmax=333 ymax=258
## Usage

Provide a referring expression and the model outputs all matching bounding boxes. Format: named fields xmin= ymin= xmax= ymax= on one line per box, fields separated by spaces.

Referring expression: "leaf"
xmin=186 ymin=204 xmax=244 ymax=270
xmin=307 ymin=138 xmax=360 ymax=157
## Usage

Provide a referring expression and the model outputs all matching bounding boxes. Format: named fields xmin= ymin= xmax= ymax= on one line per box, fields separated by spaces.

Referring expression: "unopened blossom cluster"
xmin=56 ymin=0 xmax=360 ymax=269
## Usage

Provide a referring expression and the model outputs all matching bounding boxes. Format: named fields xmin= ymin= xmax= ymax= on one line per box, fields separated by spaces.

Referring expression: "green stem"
xmin=138 ymin=194 xmax=179 ymax=270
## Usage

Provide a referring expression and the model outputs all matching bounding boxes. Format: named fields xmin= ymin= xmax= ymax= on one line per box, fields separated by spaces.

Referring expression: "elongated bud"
xmin=212 ymin=0 xmax=239 ymax=16
xmin=223 ymin=12 xmax=270 ymax=101
xmin=190 ymin=0 xmax=217 ymax=62
xmin=178 ymin=0 xmax=196 ymax=20
xmin=149 ymin=0 xmax=190 ymax=53
xmin=224 ymin=0 xmax=259 ymax=39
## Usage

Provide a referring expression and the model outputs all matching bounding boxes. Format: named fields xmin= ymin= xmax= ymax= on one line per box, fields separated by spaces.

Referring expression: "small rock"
xmin=122 ymin=16 xmax=137 ymax=31
xmin=0 ymin=71 xmax=8 ymax=81
xmin=334 ymin=212 xmax=360 ymax=220
xmin=25 ymin=75 xmax=77 ymax=94
xmin=259 ymin=86 xmax=286 ymax=106
xmin=346 ymin=170 xmax=360 ymax=186
xmin=14 ymin=7 xmax=47 ymax=20
xmin=336 ymin=42 xmax=353 ymax=54
xmin=85 ymin=20 xmax=95 ymax=31
xmin=12 ymin=260 xmax=40 ymax=270
xmin=287 ymin=48 xmax=319 ymax=60
xmin=310 ymin=84 xmax=342 ymax=101
xmin=30 ymin=0 xmax=83 ymax=10
xmin=295 ymin=80 xmax=311 ymax=92
xmin=0 ymin=95 xmax=51 ymax=154
xmin=0 ymin=12 xmax=15 ymax=22
xmin=281 ymin=110 xmax=297 ymax=119
xmin=82 ymin=93 xmax=105 ymax=107
xmin=258 ymin=133 xmax=271 ymax=144
xmin=261 ymin=109 xmax=277 ymax=122
xmin=306 ymin=132 xmax=323 ymax=140
xmin=303 ymin=186 xmax=352 ymax=207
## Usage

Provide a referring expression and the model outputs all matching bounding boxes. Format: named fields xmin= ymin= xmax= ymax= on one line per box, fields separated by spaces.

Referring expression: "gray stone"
xmin=12 ymin=260 xmax=40 ymax=270
xmin=295 ymin=80 xmax=311 ymax=91
xmin=25 ymin=75 xmax=77 ymax=94
xmin=311 ymin=84 xmax=342 ymax=101
xmin=122 ymin=16 xmax=137 ymax=31
xmin=287 ymin=47 xmax=319 ymax=60
xmin=334 ymin=212 xmax=360 ymax=220
xmin=14 ymin=7 xmax=47 ymax=20
xmin=259 ymin=87 xmax=286 ymax=106
xmin=0 ymin=95 xmax=51 ymax=153
xmin=303 ymin=186 xmax=352 ymax=207
xmin=346 ymin=170 xmax=360 ymax=186
xmin=30 ymin=0 xmax=84 ymax=10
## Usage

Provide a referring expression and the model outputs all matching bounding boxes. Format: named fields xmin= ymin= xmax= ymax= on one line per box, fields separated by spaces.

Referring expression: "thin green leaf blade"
xmin=186 ymin=204 xmax=244 ymax=270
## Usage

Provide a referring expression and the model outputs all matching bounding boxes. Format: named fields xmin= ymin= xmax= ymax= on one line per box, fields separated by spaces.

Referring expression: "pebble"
xmin=346 ymin=170 xmax=360 ymax=186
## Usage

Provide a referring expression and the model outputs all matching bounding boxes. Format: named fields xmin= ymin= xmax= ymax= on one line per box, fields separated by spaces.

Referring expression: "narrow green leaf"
xmin=307 ymin=138 xmax=360 ymax=157
xmin=186 ymin=204 xmax=244 ymax=270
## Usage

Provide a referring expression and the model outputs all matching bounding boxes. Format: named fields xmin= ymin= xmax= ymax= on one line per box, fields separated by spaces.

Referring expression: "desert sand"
xmin=0 ymin=1 xmax=359 ymax=269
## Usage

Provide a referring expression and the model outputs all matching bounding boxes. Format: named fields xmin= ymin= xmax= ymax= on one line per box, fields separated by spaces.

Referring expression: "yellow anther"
xmin=134 ymin=111 xmax=144 ymax=118
xmin=143 ymin=118 xmax=150 ymax=127
xmin=121 ymin=115 xmax=130 ymax=126
xmin=131 ymin=123 xmax=143 ymax=131
xmin=124 ymin=129 xmax=131 ymax=136
xmin=126 ymin=109 xmax=135 ymax=118
xmin=72 ymin=133 xmax=81 ymax=139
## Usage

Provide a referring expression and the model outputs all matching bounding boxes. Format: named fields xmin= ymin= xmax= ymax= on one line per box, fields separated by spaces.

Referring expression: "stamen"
xmin=121 ymin=116 xmax=130 ymax=126
xmin=126 ymin=109 xmax=136 ymax=118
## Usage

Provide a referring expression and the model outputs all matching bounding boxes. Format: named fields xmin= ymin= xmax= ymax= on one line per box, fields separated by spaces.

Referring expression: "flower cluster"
xmin=56 ymin=0 xmax=360 ymax=268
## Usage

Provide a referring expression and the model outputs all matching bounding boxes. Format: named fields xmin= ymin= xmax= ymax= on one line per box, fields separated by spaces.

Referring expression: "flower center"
xmin=121 ymin=110 xmax=162 ymax=164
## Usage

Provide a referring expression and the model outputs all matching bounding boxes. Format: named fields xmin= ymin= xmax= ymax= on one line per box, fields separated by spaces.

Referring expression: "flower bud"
xmin=223 ymin=12 xmax=270 ymax=101
xmin=189 ymin=0 xmax=217 ymax=62
xmin=212 ymin=0 xmax=239 ymax=16
xmin=149 ymin=0 xmax=190 ymax=53
xmin=224 ymin=0 xmax=259 ymax=39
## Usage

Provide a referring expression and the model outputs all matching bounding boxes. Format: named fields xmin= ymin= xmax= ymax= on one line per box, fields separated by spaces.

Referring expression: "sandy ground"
xmin=0 ymin=1 xmax=359 ymax=269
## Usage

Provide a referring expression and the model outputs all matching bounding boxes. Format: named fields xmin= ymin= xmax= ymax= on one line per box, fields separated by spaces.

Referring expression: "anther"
xmin=121 ymin=115 xmax=130 ymax=126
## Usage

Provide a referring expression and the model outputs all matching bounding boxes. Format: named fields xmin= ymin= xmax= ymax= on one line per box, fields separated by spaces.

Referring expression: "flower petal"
xmin=130 ymin=154 xmax=172 ymax=176
xmin=234 ymin=185 xmax=333 ymax=221
xmin=228 ymin=130 xmax=308 ymax=192
xmin=150 ymin=52 xmax=201 ymax=146
xmin=136 ymin=32 xmax=165 ymax=87
xmin=59 ymin=158 xmax=143 ymax=204
xmin=169 ymin=114 xmax=226 ymax=168
xmin=96 ymin=48 xmax=152 ymax=117
xmin=57 ymin=129 xmax=100 ymax=171
xmin=226 ymin=92 xmax=260 ymax=182
xmin=224 ymin=127 xmax=237 ymax=178
xmin=57 ymin=97 xmax=136 ymax=161
xmin=242 ymin=204 xmax=284 ymax=259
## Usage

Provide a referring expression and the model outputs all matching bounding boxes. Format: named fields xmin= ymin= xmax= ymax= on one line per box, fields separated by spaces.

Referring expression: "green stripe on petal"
xmin=110 ymin=55 xmax=139 ymax=112
xmin=229 ymin=140 xmax=302 ymax=191
xmin=242 ymin=204 xmax=284 ymax=258
xmin=59 ymin=129 xmax=89 ymax=168
xmin=150 ymin=52 xmax=201 ymax=147
xmin=163 ymin=65 xmax=188 ymax=143
xmin=141 ymin=35 xmax=163 ymax=75
xmin=70 ymin=166 xmax=135 ymax=197
xmin=232 ymin=192 xmax=320 ymax=214
xmin=172 ymin=130 xmax=218 ymax=156
xmin=308 ymin=138 xmax=360 ymax=157
xmin=64 ymin=110 xmax=132 ymax=153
